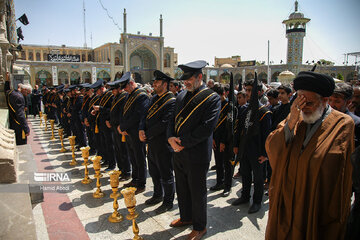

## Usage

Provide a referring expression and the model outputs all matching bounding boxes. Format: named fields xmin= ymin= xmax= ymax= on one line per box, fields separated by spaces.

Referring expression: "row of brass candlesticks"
xmin=38 ymin=112 xmax=143 ymax=240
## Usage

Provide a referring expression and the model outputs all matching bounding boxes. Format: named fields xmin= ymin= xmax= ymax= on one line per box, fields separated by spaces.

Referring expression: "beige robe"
xmin=265 ymin=110 xmax=354 ymax=240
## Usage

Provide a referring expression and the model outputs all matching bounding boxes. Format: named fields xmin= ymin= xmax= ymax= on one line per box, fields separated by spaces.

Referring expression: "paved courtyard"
xmin=27 ymin=117 xmax=269 ymax=240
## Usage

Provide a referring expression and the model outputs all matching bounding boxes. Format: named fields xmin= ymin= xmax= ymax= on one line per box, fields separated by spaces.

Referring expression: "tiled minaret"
xmin=283 ymin=1 xmax=310 ymax=74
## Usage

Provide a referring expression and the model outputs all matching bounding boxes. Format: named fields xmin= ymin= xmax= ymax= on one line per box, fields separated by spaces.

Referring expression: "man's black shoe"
xmin=222 ymin=188 xmax=231 ymax=197
xmin=155 ymin=202 xmax=173 ymax=214
xmin=135 ymin=187 xmax=145 ymax=195
xmin=119 ymin=174 xmax=131 ymax=182
xmin=231 ymin=196 xmax=249 ymax=206
xmin=145 ymin=196 xmax=163 ymax=205
xmin=210 ymin=165 xmax=217 ymax=171
xmin=248 ymin=203 xmax=261 ymax=213
xmin=123 ymin=181 xmax=136 ymax=188
xmin=209 ymin=183 xmax=224 ymax=191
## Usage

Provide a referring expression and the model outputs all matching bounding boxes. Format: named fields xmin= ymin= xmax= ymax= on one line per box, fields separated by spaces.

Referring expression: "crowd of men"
xmin=5 ymin=61 xmax=360 ymax=239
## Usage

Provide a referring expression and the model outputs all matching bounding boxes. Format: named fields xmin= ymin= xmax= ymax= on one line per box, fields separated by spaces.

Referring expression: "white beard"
xmin=301 ymin=105 xmax=325 ymax=124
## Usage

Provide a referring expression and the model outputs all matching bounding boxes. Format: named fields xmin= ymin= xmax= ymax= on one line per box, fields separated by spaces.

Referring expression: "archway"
xmin=70 ymin=71 xmax=80 ymax=85
xmin=97 ymin=70 xmax=110 ymax=82
xmin=164 ymin=53 xmax=170 ymax=68
xmin=220 ymin=72 xmax=230 ymax=84
xmin=272 ymin=71 xmax=281 ymax=82
xmin=58 ymin=71 xmax=69 ymax=85
xmin=246 ymin=73 xmax=254 ymax=81
xmin=258 ymin=72 xmax=267 ymax=83
xmin=35 ymin=70 xmax=52 ymax=86
xmin=82 ymin=71 xmax=91 ymax=83
xmin=115 ymin=71 xmax=123 ymax=80
xmin=115 ymin=50 xmax=123 ymax=66
xmin=130 ymin=46 xmax=157 ymax=83
xmin=234 ymin=73 xmax=242 ymax=86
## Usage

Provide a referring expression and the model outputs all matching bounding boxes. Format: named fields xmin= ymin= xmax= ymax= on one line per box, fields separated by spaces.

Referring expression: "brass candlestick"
xmin=121 ymin=187 xmax=143 ymax=240
xmin=58 ymin=128 xmax=67 ymax=152
xmin=68 ymin=136 xmax=77 ymax=166
xmin=91 ymin=156 xmax=104 ymax=198
xmin=43 ymin=114 xmax=48 ymax=130
xmin=39 ymin=111 xmax=43 ymax=126
xmin=50 ymin=119 xmax=56 ymax=140
xmin=108 ymin=170 xmax=123 ymax=223
xmin=81 ymin=146 xmax=92 ymax=184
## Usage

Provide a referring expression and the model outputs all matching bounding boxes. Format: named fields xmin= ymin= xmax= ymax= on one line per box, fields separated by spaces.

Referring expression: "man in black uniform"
xmin=167 ymin=60 xmax=221 ymax=240
xmin=69 ymin=85 xmax=87 ymax=149
xmin=118 ymin=72 xmax=150 ymax=194
xmin=210 ymin=84 xmax=234 ymax=197
xmin=63 ymin=89 xmax=72 ymax=137
xmin=31 ymin=84 xmax=42 ymax=117
xmin=139 ymin=70 xmax=176 ymax=214
xmin=232 ymin=79 xmax=272 ymax=213
xmin=107 ymin=76 xmax=131 ymax=179
xmin=83 ymin=84 xmax=98 ymax=155
xmin=6 ymin=84 xmax=31 ymax=145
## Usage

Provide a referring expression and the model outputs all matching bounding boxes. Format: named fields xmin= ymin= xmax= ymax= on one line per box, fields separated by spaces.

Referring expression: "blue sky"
xmin=14 ymin=0 xmax=360 ymax=66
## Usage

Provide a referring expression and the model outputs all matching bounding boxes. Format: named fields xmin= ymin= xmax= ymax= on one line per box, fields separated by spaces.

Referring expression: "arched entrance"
xmin=58 ymin=71 xmax=69 ymax=85
xmin=258 ymin=72 xmax=267 ymax=83
xmin=97 ymin=70 xmax=110 ymax=82
xmin=246 ymin=73 xmax=254 ymax=81
xmin=130 ymin=46 xmax=157 ymax=83
xmin=35 ymin=70 xmax=52 ymax=86
xmin=115 ymin=71 xmax=123 ymax=80
xmin=70 ymin=71 xmax=80 ymax=85
xmin=220 ymin=72 xmax=230 ymax=84
xmin=82 ymin=71 xmax=91 ymax=83
xmin=115 ymin=50 xmax=123 ymax=66
xmin=272 ymin=71 xmax=281 ymax=82
xmin=234 ymin=73 xmax=242 ymax=85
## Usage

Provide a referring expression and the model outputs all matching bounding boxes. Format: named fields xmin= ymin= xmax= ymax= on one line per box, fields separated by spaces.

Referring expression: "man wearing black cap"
xmin=62 ymin=88 xmax=72 ymax=137
xmin=139 ymin=70 xmax=176 ymax=214
xmin=69 ymin=85 xmax=87 ymax=149
xmin=118 ymin=72 xmax=150 ymax=194
xmin=107 ymin=78 xmax=131 ymax=179
xmin=84 ymin=83 xmax=100 ymax=155
xmin=167 ymin=60 xmax=221 ymax=240
xmin=91 ymin=80 xmax=115 ymax=169
xmin=265 ymin=72 xmax=354 ymax=239
xmin=6 ymin=84 xmax=31 ymax=145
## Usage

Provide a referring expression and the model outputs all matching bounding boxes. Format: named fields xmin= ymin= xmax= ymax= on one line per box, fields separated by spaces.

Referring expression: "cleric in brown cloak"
xmin=265 ymin=71 xmax=354 ymax=240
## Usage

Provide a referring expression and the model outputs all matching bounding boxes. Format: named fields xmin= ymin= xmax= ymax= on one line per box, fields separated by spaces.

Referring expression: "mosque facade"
xmin=13 ymin=9 xmax=177 ymax=87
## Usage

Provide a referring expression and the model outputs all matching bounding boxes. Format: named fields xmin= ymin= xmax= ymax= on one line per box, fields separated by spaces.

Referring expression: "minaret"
xmin=159 ymin=14 xmax=164 ymax=72
xmin=282 ymin=0 xmax=310 ymax=74
xmin=123 ymin=8 xmax=128 ymax=71
xmin=83 ymin=0 xmax=87 ymax=48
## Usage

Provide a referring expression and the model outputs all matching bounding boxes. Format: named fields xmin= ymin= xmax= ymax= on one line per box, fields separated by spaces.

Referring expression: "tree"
xmin=336 ymin=73 xmax=344 ymax=80
xmin=318 ymin=59 xmax=335 ymax=66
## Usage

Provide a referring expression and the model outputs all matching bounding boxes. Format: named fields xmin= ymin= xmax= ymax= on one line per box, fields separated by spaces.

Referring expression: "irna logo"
xmin=34 ymin=172 xmax=71 ymax=182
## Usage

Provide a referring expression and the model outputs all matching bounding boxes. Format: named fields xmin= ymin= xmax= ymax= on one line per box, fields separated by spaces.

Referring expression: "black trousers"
xmin=173 ymin=153 xmax=209 ymax=231
xmin=125 ymin=130 xmax=147 ymax=188
xmin=86 ymin=125 xmax=95 ymax=151
xmin=11 ymin=124 xmax=27 ymax=145
xmin=148 ymin=140 xmax=175 ymax=203
xmin=239 ymin=153 xmax=264 ymax=203
xmin=214 ymin=140 xmax=233 ymax=189
xmin=112 ymin=127 xmax=131 ymax=175
xmin=99 ymin=125 xmax=115 ymax=168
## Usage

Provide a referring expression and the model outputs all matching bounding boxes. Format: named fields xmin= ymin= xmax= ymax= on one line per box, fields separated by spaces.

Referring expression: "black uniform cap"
xmin=293 ymin=71 xmax=335 ymax=97
xmin=68 ymin=85 xmax=77 ymax=91
xmin=118 ymin=72 xmax=131 ymax=89
xmin=153 ymin=70 xmax=174 ymax=82
xmin=107 ymin=79 xmax=122 ymax=89
xmin=90 ymin=79 xmax=104 ymax=90
xmin=178 ymin=60 xmax=207 ymax=80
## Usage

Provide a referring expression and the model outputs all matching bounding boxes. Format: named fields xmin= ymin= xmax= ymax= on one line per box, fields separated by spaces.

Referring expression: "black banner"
xmin=48 ymin=54 xmax=80 ymax=62
xmin=237 ymin=60 xmax=256 ymax=67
